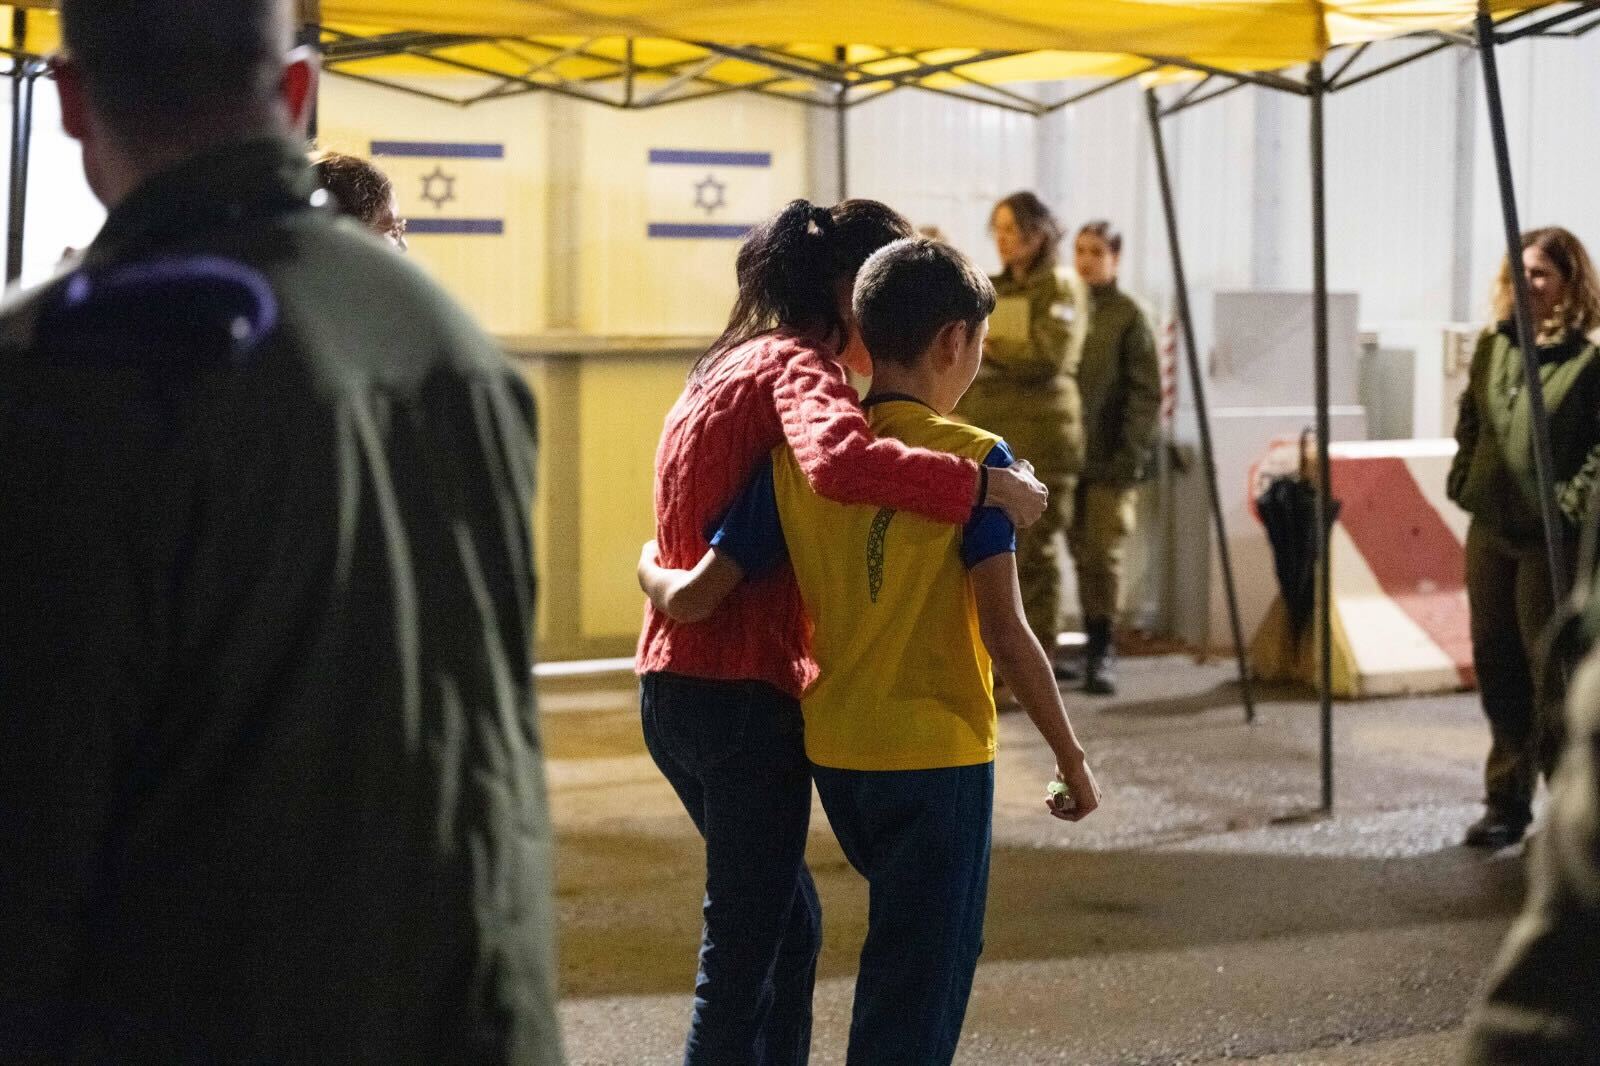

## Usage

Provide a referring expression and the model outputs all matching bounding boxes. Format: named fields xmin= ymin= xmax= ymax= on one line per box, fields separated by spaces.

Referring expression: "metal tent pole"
xmin=6 ymin=20 xmax=36 ymax=287
xmin=302 ymin=28 xmax=322 ymax=142
xmin=1144 ymin=89 xmax=1257 ymax=724
xmin=834 ymin=46 xmax=849 ymax=199
xmin=300 ymin=2 xmax=323 ymax=141
xmin=1474 ymin=9 xmax=1569 ymax=600
xmin=1309 ymin=62 xmax=1334 ymax=812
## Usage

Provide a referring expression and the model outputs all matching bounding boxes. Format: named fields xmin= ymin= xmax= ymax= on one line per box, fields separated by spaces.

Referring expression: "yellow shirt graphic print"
xmin=866 ymin=508 xmax=894 ymax=603
xmin=771 ymin=400 xmax=1006 ymax=772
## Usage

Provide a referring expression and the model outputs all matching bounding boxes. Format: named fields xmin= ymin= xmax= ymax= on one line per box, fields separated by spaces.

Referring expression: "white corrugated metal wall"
xmin=826 ymin=88 xmax=1039 ymax=274
xmin=830 ymin=34 xmax=1597 ymax=351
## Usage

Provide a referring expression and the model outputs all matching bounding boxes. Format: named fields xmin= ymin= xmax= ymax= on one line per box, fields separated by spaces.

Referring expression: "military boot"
xmin=1462 ymin=808 xmax=1529 ymax=849
xmin=1083 ymin=617 xmax=1117 ymax=696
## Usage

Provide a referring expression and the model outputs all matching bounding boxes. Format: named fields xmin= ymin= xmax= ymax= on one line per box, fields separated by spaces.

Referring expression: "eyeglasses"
xmin=385 ymin=217 xmax=409 ymax=252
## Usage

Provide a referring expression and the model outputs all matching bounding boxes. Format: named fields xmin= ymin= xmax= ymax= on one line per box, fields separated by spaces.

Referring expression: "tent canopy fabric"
xmin=321 ymin=1 xmax=1542 ymax=57
xmin=0 ymin=0 xmax=1565 ymax=95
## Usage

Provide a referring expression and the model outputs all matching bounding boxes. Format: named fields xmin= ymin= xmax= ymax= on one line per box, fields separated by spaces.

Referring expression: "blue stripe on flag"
xmin=371 ymin=141 xmax=505 ymax=159
xmin=409 ymin=219 xmax=505 ymax=235
xmin=647 ymin=222 xmax=754 ymax=240
xmin=648 ymin=149 xmax=771 ymax=168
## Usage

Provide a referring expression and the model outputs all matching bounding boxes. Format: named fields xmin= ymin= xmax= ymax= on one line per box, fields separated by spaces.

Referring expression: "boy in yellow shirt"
xmin=640 ymin=236 xmax=1100 ymax=1065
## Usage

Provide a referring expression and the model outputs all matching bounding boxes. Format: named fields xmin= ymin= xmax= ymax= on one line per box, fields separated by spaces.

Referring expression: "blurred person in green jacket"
xmin=956 ymin=192 xmax=1087 ymax=674
xmin=1463 ymin=595 xmax=1600 ymax=1063
xmin=1065 ymin=221 xmax=1161 ymax=696
xmin=1448 ymin=226 xmax=1600 ymax=850
xmin=0 ymin=1 xmax=563 ymax=1060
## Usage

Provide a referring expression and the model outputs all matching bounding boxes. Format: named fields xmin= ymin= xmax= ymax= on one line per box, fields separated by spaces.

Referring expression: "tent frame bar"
xmin=1309 ymin=60 xmax=1334 ymax=813
xmin=1326 ymin=39 xmax=1455 ymax=93
xmin=1496 ymin=1 xmax=1600 ymax=39
xmin=1143 ymin=89 xmax=1258 ymax=728
xmin=5 ymin=10 xmax=40 ymax=286
xmin=1156 ymin=74 xmax=1250 ymax=118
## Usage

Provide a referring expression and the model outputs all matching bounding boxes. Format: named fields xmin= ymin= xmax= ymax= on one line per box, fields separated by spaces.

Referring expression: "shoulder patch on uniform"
xmin=32 ymin=255 xmax=279 ymax=370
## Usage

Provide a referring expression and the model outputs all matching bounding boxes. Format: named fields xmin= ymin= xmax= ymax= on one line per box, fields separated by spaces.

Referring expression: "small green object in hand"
xmin=1047 ymin=779 xmax=1071 ymax=800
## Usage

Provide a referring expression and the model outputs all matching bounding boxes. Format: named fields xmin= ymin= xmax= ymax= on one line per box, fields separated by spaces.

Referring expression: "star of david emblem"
xmin=693 ymin=174 xmax=727 ymax=217
xmin=420 ymin=165 xmax=457 ymax=210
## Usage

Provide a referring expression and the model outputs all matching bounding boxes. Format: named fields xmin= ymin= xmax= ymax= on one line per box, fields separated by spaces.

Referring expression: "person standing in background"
xmin=1448 ymin=226 xmax=1600 ymax=850
xmin=1066 ymin=220 xmax=1161 ymax=696
xmin=310 ymin=150 xmax=408 ymax=250
xmin=956 ymin=192 xmax=1088 ymax=678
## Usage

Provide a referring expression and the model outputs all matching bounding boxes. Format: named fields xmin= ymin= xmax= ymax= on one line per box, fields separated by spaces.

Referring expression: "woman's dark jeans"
xmin=641 ymin=671 xmax=821 ymax=1066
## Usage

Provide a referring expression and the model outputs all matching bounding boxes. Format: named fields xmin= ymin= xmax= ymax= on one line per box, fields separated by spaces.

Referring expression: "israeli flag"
xmin=371 ymin=140 xmax=506 ymax=236
xmin=646 ymin=149 xmax=773 ymax=240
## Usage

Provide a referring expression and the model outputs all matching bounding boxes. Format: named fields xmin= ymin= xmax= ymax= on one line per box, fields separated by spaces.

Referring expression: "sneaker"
xmin=1462 ymin=811 xmax=1529 ymax=849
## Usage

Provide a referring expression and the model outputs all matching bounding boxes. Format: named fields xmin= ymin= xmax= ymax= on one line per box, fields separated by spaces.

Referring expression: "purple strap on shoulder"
xmin=58 ymin=254 xmax=279 ymax=353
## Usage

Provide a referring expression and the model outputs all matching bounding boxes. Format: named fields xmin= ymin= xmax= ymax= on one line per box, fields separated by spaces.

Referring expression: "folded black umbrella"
xmin=1257 ymin=473 xmax=1342 ymax=640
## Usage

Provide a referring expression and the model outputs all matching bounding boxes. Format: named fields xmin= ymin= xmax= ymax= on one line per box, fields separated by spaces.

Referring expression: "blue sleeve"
xmin=960 ymin=442 xmax=1019 ymax=569
xmin=708 ymin=454 xmax=789 ymax=580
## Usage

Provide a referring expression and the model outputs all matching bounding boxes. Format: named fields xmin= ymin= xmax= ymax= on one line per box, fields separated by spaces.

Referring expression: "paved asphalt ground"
xmin=540 ymin=655 xmax=1533 ymax=1065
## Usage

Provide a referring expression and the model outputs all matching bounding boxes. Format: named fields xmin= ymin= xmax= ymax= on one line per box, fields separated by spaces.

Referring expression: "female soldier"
xmin=1067 ymin=220 xmax=1161 ymax=696
xmin=1449 ymin=226 xmax=1600 ymax=848
xmin=956 ymin=192 xmax=1087 ymax=674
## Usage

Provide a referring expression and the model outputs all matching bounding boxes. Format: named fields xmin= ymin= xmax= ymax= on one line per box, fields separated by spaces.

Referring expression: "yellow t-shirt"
xmin=770 ymin=399 xmax=1008 ymax=771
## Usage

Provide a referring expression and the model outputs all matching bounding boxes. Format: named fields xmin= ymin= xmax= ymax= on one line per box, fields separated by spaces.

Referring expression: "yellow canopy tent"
xmin=1 ymin=0 xmax=1594 ymax=810
xmin=2 ymin=2 xmax=1587 ymax=113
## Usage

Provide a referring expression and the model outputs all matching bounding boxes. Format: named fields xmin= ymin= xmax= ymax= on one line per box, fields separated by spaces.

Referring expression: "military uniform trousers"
xmin=1465 ymin=521 xmax=1565 ymax=826
xmin=1067 ymin=480 xmax=1138 ymax=624
xmin=956 ymin=384 xmax=1079 ymax=652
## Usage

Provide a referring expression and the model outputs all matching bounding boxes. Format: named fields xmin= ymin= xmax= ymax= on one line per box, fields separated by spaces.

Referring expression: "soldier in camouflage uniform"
xmin=955 ymin=192 xmax=1087 ymax=674
xmin=1066 ymin=220 xmax=1161 ymax=696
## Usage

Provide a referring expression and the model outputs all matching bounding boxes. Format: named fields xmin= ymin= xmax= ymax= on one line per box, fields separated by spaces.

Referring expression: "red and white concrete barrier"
xmin=1250 ymin=438 xmax=1472 ymax=698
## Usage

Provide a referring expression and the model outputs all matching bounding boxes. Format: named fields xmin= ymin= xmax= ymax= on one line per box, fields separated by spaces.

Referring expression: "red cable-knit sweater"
xmin=636 ymin=332 xmax=982 ymax=698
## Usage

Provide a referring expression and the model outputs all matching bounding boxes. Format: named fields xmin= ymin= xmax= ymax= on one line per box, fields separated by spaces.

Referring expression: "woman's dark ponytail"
xmin=693 ymin=198 xmax=912 ymax=379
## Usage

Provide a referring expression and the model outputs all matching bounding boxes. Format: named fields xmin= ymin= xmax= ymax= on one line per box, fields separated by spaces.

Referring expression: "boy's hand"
xmin=986 ymin=461 xmax=1048 ymax=528
xmin=1046 ymin=758 xmax=1101 ymax=822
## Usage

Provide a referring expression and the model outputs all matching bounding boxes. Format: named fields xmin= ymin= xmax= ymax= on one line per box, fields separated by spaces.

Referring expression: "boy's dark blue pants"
xmin=812 ymin=761 xmax=994 ymax=1066
xmin=641 ymin=672 xmax=821 ymax=1066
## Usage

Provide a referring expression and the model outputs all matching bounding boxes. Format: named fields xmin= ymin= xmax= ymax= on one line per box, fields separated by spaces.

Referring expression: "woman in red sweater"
xmin=637 ymin=199 xmax=1046 ymax=1065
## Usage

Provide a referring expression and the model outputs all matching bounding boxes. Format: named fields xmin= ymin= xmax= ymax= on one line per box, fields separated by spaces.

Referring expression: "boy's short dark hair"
xmin=60 ymin=0 xmax=291 ymax=140
xmin=853 ymin=237 xmax=996 ymax=368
